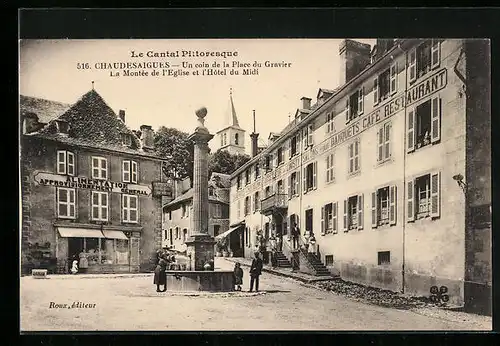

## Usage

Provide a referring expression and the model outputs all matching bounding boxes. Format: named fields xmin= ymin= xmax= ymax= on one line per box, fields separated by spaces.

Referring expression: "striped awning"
xmin=214 ymin=226 xmax=242 ymax=241
xmin=57 ymin=227 xmax=105 ymax=238
xmin=102 ymin=230 xmax=129 ymax=240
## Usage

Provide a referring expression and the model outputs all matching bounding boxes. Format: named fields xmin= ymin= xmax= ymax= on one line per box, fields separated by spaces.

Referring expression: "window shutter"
xmin=67 ymin=152 xmax=75 ymax=176
xmin=408 ymin=48 xmax=417 ymax=82
xmin=390 ymin=62 xmax=398 ymax=95
xmin=321 ymin=206 xmax=325 ymax=235
xmin=377 ymin=128 xmax=383 ymax=162
xmin=308 ymin=123 xmax=314 ymax=146
xmin=288 ymin=139 xmax=292 ymax=159
xmin=407 ymin=180 xmax=415 ymax=222
xmin=313 ymin=161 xmax=317 ymax=189
xmin=431 ymin=96 xmax=441 ymax=143
xmin=373 ymin=77 xmax=379 ymax=105
xmin=431 ymin=39 xmax=441 ymax=69
xmin=358 ymin=87 xmax=364 ymax=115
xmin=430 ymin=172 xmax=441 ymax=218
xmin=371 ymin=191 xmax=378 ymax=228
xmin=357 ymin=193 xmax=364 ymax=230
xmin=354 ymin=141 xmax=360 ymax=172
xmin=345 ymin=98 xmax=350 ymax=123
xmin=303 ymin=166 xmax=307 ymax=194
xmin=407 ymin=108 xmax=415 ymax=153
xmin=389 ymin=185 xmax=397 ymax=225
xmin=384 ymin=123 xmax=391 ymax=159
xmin=288 ymin=175 xmax=292 ymax=199
xmin=57 ymin=150 xmax=66 ymax=174
xmin=101 ymin=159 xmax=108 ymax=179
xmin=333 ymin=202 xmax=338 ymax=234
xmin=343 ymin=199 xmax=348 ymax=232
xmin=295 ymin=170 xmax=300 ymax=195
xmin=348 ymin=143 xmax=353 ymax=174
xmin=131 ymin=161 xmax=138 ymax=183
xmin=69 ymin=189 xmax=75 ymax=217
xmin=326 ymin=155 xmax=330 ymax=183
xmin=123 ymin=160 xmax=130 ymax=182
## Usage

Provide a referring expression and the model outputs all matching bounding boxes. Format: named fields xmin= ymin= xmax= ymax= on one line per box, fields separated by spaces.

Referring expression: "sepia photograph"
xmin=19 ymin=37 xmax=492 ymax=331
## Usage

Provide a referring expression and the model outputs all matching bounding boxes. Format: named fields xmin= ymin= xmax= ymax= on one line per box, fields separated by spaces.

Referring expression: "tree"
xmin=154 ymin=127 xmax=194 ymax=181
xmin=208 ymin=149 xmax=251 ymax=176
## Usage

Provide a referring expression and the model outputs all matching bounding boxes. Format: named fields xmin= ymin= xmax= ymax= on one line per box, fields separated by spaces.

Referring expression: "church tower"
xmin=216 ymin=88 xmax=246 ymax=155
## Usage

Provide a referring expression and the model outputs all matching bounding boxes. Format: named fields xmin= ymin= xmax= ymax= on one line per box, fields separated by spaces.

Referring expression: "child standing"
xmin=233 ymin=262 xmax=243 ymax=291
xmin=70 ymin=256 xmax=79 ymax=274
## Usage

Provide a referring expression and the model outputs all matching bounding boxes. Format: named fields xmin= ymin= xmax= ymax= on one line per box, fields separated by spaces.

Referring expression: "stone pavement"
xmin=225 ymin=257 xmax=335 ymax=284
xmin=20 ymin=258 xmax=491 ymax=331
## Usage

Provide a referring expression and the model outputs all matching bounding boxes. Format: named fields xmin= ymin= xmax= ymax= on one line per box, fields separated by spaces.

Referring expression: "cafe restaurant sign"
xmin=33 ymin=171 xmax=152 ymax=196
xmin=302 ymin=68 xmax=448 ymax=164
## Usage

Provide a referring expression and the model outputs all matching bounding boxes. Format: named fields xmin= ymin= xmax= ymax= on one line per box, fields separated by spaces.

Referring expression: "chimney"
xmin=22 ymin=113 xmax=40 ymax=134
xmin=300 ymin=97 xmax=312 ymax=110
xmin=140 ymin=125 xmax=154 ymax=150
xmin=250 ymin=110 xmax=259 ymax=158
xmin=372 ymin=39 xmax=395 ymax=62
xmin=338 ymin=39 xmax=372 ymax=86
xmin=118 ymin=110 xmax=125 ymax=123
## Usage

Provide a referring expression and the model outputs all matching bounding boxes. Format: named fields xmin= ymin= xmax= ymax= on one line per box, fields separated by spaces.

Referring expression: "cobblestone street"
xmin=20 ymin=258 xmax=491 ymax=331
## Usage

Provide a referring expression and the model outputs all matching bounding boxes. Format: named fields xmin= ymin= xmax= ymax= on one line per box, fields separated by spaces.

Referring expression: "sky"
xmin=19 ymin=39 xmax=376 ymax=154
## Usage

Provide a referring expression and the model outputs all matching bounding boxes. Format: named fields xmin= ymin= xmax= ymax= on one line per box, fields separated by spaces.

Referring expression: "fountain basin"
xmin=165 ymin=270 xmax=235 ymax=292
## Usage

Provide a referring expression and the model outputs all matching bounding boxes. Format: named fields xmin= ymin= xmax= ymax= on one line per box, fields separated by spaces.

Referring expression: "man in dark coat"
xmin=153 ymin=258 xmax=168 ymax=292
xmin=249 ymin=252 xmax=263 ymax=292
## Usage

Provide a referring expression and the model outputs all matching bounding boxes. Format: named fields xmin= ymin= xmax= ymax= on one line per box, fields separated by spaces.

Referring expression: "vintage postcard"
xmin=19 ymin=37 xmax=492 ymax=331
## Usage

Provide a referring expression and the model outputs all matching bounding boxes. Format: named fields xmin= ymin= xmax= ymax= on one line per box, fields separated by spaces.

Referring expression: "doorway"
xmin=68 ymin=238 xmax=84 ymax=261
xmin=229 ymin=227 xmax=244 ymax=257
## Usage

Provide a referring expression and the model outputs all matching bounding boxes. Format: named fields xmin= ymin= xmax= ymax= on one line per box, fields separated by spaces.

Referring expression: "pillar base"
xmin=185 ymin=233 xmax=216 ymax=271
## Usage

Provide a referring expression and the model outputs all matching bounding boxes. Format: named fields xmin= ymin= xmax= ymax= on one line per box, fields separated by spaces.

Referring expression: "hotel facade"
xmin=20 ymin=90 xmax=173 ymax=274
xmin=229 ymin=39 xmax=491 ymax=313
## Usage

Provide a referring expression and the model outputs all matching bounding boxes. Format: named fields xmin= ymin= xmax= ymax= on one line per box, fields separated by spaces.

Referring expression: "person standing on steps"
xmin=291 ymin=223 xmax=300 ymax=250
xmin=249 ymin=252 xmax=263 ymax=292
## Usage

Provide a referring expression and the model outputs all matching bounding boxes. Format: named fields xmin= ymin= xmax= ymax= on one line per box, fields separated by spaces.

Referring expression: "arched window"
xmin=235 ymin=133 xmax=239 ymax=145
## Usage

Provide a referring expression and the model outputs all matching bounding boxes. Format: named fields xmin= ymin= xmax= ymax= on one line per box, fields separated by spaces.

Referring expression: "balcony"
xmin=261 ymin=193 xmax=288 ymax=215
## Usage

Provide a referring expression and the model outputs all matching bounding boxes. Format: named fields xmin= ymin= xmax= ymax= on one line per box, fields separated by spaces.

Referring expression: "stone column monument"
xmin=185 ymin=107 xmax=216 ymax=271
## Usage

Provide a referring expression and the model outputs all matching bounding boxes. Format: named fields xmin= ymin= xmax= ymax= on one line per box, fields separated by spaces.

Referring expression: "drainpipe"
xmin=398 ymin=42 xmax=408 ymax=294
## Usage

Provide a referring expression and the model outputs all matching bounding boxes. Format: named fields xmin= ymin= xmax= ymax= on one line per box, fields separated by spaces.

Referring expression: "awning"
xmin=102 ymin=230 xmax=129 ymax=240
xmin=57 ymin=227 xmax=105 ymax=238
xmin=215 ymin=226 xmax=242 ymax=241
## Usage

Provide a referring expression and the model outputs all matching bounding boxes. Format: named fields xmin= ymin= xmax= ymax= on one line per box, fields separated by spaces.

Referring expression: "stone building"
xmin=215 ymin=89 xmax=246 ymax=155
xmin=162 ymin=173 xmax=240 ymax=255
xmin=229 ymin=39 xmax=491 ymax=314
xmin=20 ymin=89 xmax=172 ymax=274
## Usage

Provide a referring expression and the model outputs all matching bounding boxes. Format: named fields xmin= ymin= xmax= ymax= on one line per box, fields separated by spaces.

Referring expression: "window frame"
xmin=91 ymin=191 xmax=109 ymax=222
xmin=326 ymin=152 xmax=335 ymax=184
xmin=57 ymin=187 xmax=76 ymax=219
xmin=122 ymin=194 xmax=139 ymax=223
xmin=348 ymin=139 xmax=360 ymax=175
xmin=91 ymin=156 xmax=108 ymax=180
xmin=57 ymin=150 xmax=76 ymax=176
xmin=122 ymin=160 xmax=138 ymax=183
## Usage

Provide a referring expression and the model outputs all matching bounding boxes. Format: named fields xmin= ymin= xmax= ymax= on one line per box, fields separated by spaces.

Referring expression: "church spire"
xmin=228 ymin=87 xmax=240 ymax=128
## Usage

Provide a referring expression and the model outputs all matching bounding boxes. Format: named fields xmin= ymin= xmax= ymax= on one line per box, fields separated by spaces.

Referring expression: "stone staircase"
xmin=275 ymin=251 xmax=292 ymax=268
xmin=303 ymin=252 xmax=331 ymax=276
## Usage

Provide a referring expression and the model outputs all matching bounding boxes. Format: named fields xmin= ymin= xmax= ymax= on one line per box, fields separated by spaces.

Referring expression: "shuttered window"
xmin=407 ymin=172 xmax=441 ymax=222
xmin=372 ymin=185 xmax=397 ymax=228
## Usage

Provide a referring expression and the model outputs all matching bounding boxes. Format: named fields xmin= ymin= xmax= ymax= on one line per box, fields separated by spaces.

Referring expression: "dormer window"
xmin=121 ymin=133 xmax=132 ymax=147
xmin=55 ymin=120 xmax=69 ymax=134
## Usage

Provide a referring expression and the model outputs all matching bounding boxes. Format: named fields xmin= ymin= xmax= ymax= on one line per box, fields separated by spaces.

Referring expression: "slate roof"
xmin=21 ymin=90 xmax=164 ymax=159
xmin=20 ymin=95 xmax=71 ymax=124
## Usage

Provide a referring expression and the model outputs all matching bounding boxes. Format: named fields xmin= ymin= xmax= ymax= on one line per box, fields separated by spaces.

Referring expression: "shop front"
xmin=55 ymin=226 xmax=141 ymax=274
